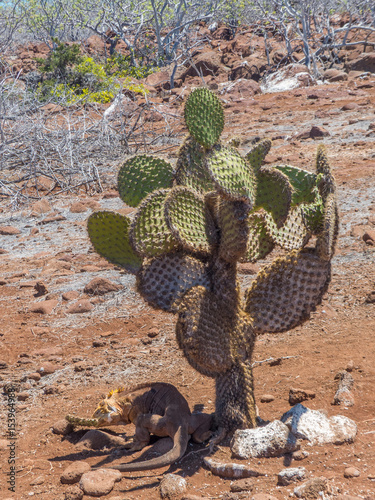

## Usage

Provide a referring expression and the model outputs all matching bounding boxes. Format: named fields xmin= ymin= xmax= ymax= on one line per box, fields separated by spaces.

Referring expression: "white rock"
xmin=230 ymin=420 xmax=298 ymax=458
xmin=281 ymin=404 xmax=357 ymax=445
xmin=159 ymin=473 xmax=187 ymax=499
xmin=277 ymin=467 xmax=306 ymax=486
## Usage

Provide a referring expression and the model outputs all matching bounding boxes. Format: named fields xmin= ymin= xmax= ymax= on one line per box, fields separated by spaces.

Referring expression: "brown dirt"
xmin=1 ymin=75 xmax=375 ymax=500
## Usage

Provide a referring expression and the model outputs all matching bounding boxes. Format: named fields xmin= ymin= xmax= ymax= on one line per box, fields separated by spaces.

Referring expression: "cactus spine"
xmin=87 ymin=88 xmax=338 ymax=435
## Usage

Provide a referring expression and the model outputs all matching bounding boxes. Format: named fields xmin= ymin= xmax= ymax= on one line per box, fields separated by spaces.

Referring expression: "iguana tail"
xmin=105 ymin=425 xmax=189 ymax=472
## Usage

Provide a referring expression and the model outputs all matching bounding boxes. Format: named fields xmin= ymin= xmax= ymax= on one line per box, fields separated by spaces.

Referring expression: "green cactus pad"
xmin=245 ymin=138 xmax=272 ymax=172
xmin=300 ymin=188 xmax=324 ymax=234
xmin=244 ymin=249 xmax=331 ymax=333
xmin=176 ymin=286 xmax=234 ymax=377
xmin=87 ymin=211 xmax=142 ymax=273
xmin=316 ymin=145 xmax=336 ymax=200
xmin=137 ymin=252 xmax=210 ymax=312
xmin=130 ymin=189 xmax=177 ymax=258
xmin=316 ymin=193 xmax=339 ymax=261
xmin=315 ymin=144 xmax=331 ymax=177
xmin=243 ymin=213 xmax=275 ymax=262
xmin=206 ymin=145 xmax=257 ymax=204
xmin=217 ymin=199 xmax=250 ymax=262
xmin=175 ymin=135 xmax=216 ymax=193
xmin=184 ymin=88 xmax=224 ymax=148
xmin=273 ymin=165 xmax=317 ymax=205
xmin=264 ymin=207 xmax=310 ymax=250
xmin=255 ymin=167 xmax=292 ymax=227
xmin=117 ymin=155 xmax=174 ymax=207
xmin=165 ymin=186 xmax=218 ymax=255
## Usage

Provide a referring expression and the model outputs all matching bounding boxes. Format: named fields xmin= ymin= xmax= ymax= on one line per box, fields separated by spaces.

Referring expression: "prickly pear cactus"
xmin=87 ymin=88 xmax=338 ymax=435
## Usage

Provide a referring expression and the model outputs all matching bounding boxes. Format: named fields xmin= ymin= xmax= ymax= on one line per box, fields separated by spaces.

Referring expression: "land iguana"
xmin=66 ymin=382 xmax=213 ymax=471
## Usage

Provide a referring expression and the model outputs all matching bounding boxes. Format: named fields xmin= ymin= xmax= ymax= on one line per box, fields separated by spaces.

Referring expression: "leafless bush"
xmin=0 ymin=67 xmax=181 ymax=209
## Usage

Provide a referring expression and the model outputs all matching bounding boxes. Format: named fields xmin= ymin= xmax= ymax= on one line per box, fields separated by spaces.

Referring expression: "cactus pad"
xmin=264 ymin=207 xmax=310 ymax=250
xmin=255 ymin=167 xmax=292 ymax=227
xmin=176 ymin=286 xmax=234 ymax=377
xmin=243 ymin=213 xmax=275 ymax=262
xmin=137 ymin=252 xmax=210 ymax=312
xmin=217 ymin=199 xmax=251 ymax=262
xmin=118 ymin=155 xmax=174 ymax=207
xmin=87 ymin=211 xmax=142 ymax=273
xmin=245 ymin=138 xmax=272 ymax=172
xmin=130 ymin=189 xmax=177 ymax=258
xmin=273 ymin=165 xmax=317 ymax=205
xmin=316 ymin=193 xmax=339 ymax=261
xmin=165 ymin=186 xmax=218 ymax=255
xmin=184 ymin=88 xmax=224 ymax=148
xmin=206 ymin=145 xmax=257 ymax=203
xmin=300 ymin=190 xmax=324 ymax=234
xmin=175 ymin=135 xmax=216 ymax=193
xmin=244 ymin=249 xmax=330 ymax=333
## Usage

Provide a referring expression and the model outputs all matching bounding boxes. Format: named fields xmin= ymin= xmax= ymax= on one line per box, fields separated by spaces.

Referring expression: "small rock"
xmin=30 ymin=199 xmax=52 ymax=215
xmin=70 ymin=202 xmax=88 ymax=213
xmin=365 ymin=291 xmax=375 ymax=303
xmin=84 ymin=277 xmax=122 ymax=295
xmin=0 ymin=361 xmax=8 ymax=369
xmin=80 ymin=469 xmax=121 ymax=497
xmin=76 ymin=430 xmax=127 ymax=450
xmin=160 ymin=473 xmax=187 ymax=499
xmin=363 ymin=230 xmax=375 ymax=243
xmin=231 ymin=420 xmax=298 ymax=458
xmin=259 ymin=394 xmax=275 ymax=403
xmin=44 ymin=384 xmax=60 ymax=395
xmin=66 ymin=299 xmax=93 ymax=314
xmin=204 ymin=457 xmax=266 ymax=479
xmin=52 ymin=419 xmax=74 ymax=435
xmin=64 ymin=485 xmax=84 ymax=500
xmin=293 ymin=477 xmax=328 ymax=498
xmin=344 ymin=466 xmax=360 ymax=478
xmin=27 ymin=372 xmax=41 ymax=382
xmin=346 ymin=360 xmax=355 ymax=372
xmin=61 ymin=461 xmax=91 ymax=484
xmin=333 ymin=387 xmax=355 ymax=406
xmin=0 ymin=225 xmax=21 ymax=235
xmin=34 ymin=281 xmax=48 ymax=296
xmin=37 ymin=362 xmax=62 ymax=376
xmin=341 ymin=102 xmax=359 ymax=111
xmin=17 ymin=391 xmax=29 ymax=401
xmin=148 ymin=328 xmax=159 ymax=338
xmin=230 ymin=478 xmax=253 ymax=492
xmin=278 ymin=467 xmax=306 ymax=486
xmin=29 ymin=299 xmax=59 ymax=315
xmin=289 ymin=387 xmax=316 ymax=405
xmin=310 ymin=125 xmax=330 ymax=138
xmin=62 ymin=291 xmax=80 ymax=301
xmin=292 ymin=450 xmax=309 ymax=461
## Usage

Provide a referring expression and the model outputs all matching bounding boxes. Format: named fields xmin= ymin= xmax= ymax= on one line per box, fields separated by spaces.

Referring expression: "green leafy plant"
xmin=36 ymin=38 xmax=83 ymax=79
xmin=87 ymin=88 xmax=338 ymax=437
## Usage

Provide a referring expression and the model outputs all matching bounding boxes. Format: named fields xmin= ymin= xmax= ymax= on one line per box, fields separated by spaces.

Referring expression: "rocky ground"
xmin=1 ymin=22 xmax=375 ymax=500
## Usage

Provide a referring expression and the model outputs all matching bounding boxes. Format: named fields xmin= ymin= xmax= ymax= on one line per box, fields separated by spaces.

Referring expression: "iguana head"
xmin=91 ymin=387 xmax=131 ymax=426
xmin=66 ymin=387 xmax=131 ymax=428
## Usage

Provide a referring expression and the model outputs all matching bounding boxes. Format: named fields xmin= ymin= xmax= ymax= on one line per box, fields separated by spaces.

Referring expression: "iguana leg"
xmin=126 ymin=414 xmax=167 ymax=451
xmin=190 ymin=413 xmax=213 ymax=443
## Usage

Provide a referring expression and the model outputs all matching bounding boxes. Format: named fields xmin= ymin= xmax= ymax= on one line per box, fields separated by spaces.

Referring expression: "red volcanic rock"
xmin=346 ymin=53 xmax=375 ymax=73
